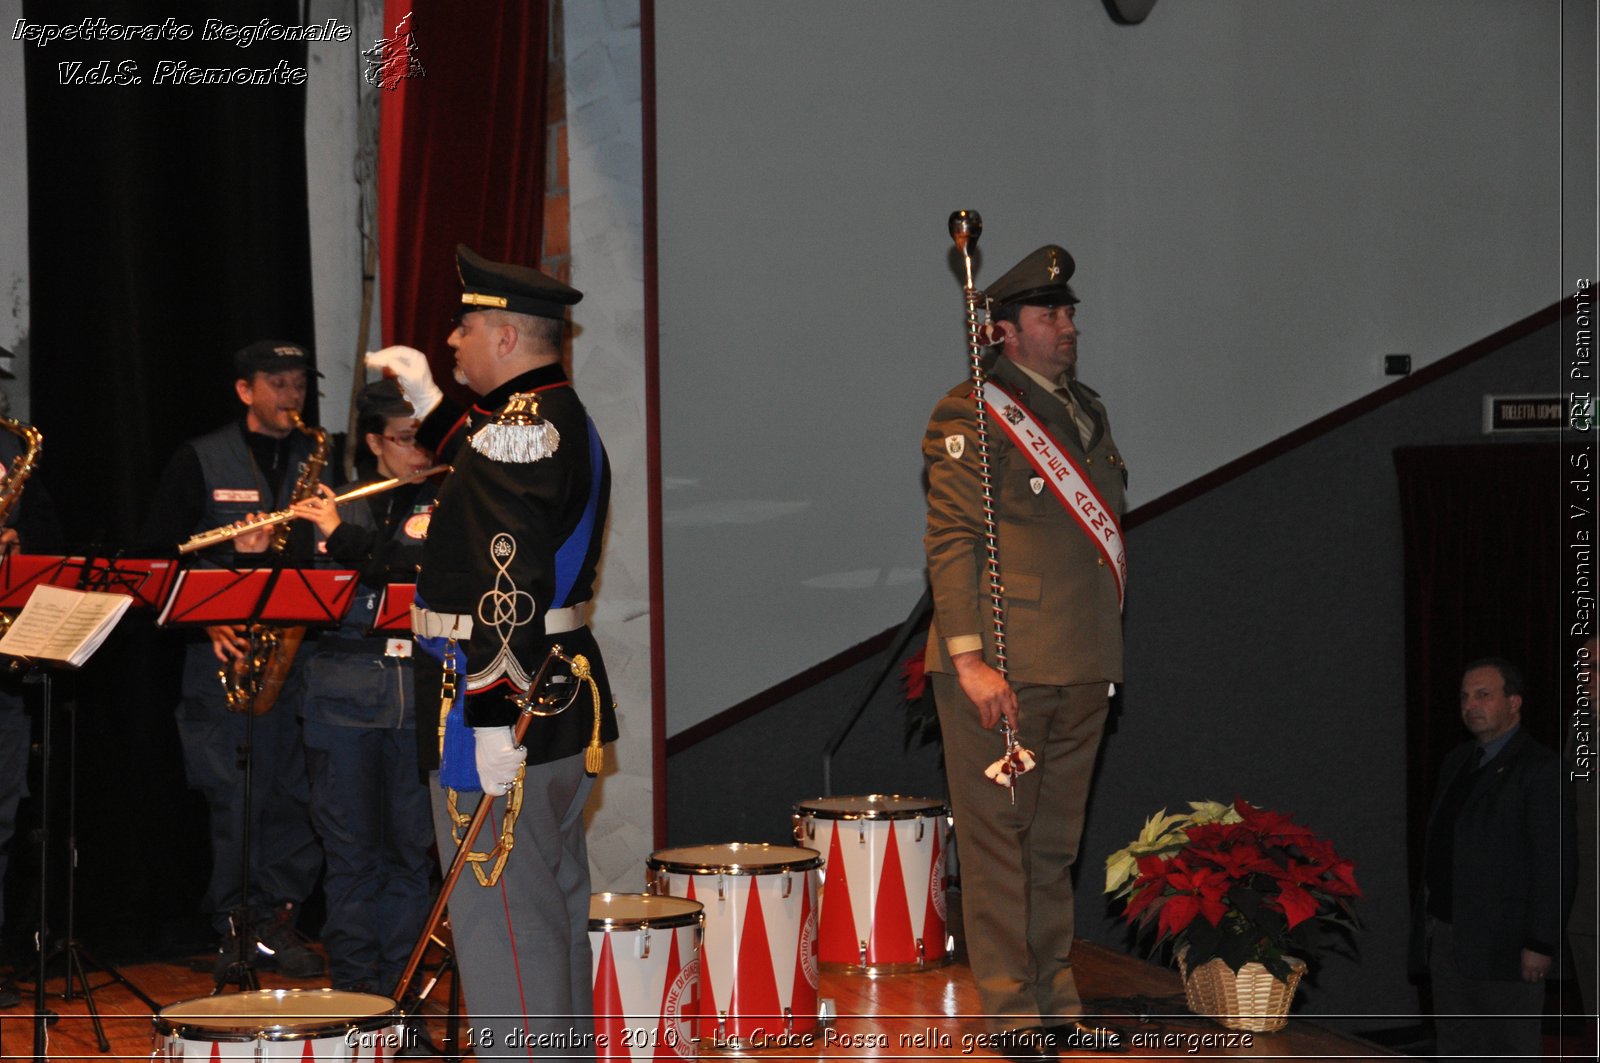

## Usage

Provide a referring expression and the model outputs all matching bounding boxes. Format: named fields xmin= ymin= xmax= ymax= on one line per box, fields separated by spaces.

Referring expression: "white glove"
xmin=473 ymin=725 xmax=526 ymax=797
xmin=366 ymin=345 xmax=443 ymax=421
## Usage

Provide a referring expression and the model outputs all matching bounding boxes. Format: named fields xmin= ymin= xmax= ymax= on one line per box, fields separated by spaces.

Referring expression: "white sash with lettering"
xmin=981 ymin=381 xmax=1127 ymax=608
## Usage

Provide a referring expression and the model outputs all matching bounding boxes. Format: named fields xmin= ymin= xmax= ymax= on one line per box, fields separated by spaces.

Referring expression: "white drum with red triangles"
xmin=589 ymin=892 xmax=704 ymax=1062
xmin=151 ymin=989 xmax=403 ymax=1061
xmin=646 ymin=843 xmax=821 ymax=1050
xmin=793 ymin=794 xmax=952 ymax=974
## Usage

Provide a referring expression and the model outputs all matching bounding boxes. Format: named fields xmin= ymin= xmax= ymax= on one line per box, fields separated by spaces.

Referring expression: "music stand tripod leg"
xmin=213 ymin=702 xmax=262 ymax=994
xmin=38 ymin=690 xmax=164 ymax=1050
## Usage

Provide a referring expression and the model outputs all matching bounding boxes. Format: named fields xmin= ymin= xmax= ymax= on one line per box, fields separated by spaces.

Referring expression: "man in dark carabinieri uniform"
xmin=923 ymin=245 xmax=1127 ymax=1061
xmin=411 ymin=245 xmax=617 ymax=1059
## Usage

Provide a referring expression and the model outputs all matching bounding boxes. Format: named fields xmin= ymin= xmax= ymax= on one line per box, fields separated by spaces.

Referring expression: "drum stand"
xmin=22 ymin=670 xmax=161 ymax=1059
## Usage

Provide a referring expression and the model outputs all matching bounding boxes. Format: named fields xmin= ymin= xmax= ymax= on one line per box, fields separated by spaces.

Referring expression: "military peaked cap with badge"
xmin=456 ymin=244 xmax=583 ymax=321
xmin=234 ymin=339 xmax=323 ymax=379
xmin=986 ymin=244 xmax=1078 ymax=308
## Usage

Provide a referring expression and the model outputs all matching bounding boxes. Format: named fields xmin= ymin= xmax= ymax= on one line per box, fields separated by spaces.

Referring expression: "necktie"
xmin=1053 ymin=386 xmax=1094 ymax=449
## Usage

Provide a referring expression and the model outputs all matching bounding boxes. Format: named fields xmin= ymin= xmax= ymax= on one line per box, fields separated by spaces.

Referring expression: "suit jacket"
xmin=923 ymin=355 xmax=1127 ymax=686
xmin=1414 ymin=730 xmax=1575 ymax=980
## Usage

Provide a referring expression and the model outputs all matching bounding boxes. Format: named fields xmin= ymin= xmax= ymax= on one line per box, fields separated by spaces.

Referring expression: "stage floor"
xmin=0 ymin=940 xmax=1410 ymax=1061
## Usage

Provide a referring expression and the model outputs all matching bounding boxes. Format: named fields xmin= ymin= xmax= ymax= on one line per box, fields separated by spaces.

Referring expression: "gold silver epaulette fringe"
xmin=469 ymin=391 xmax=560 ymax=462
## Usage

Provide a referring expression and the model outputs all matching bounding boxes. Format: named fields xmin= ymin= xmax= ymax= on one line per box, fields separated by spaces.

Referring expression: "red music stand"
xmin=156 ymin=566 xmax=359 ymax=628
xmin=0 ymin=554 xmax=180 ymax=611
xmin=75 ymin=556 xmax=180 ymax=608
xmin=0 ymin=554 xmax=74 ymax=609
xmin=372 ymin=582 xmax=416 ymax=633
xmin=0 ymin=556 xmax=168 ymax=1055
xmin=154 ymin=562 xmax=359 ymax=995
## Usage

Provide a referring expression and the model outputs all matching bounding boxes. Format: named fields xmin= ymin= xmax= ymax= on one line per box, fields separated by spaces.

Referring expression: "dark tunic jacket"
xmin=414 ymin=363 xmax=616 ymax=768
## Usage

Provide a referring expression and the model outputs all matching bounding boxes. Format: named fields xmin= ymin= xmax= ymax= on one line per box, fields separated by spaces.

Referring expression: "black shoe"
xmin=255 ymin=902 xmax=324 ymax=980
xmin=0 ymin=984 xmax=20 ymax=1009
xmin=991 ymin=1026 xmax=1055 ymax=1062
xmin=1044 ymin=1020 xmax=1126 ymax=1053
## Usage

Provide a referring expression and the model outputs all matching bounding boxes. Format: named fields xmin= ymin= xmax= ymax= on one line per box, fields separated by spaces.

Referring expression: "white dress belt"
xmin=410 ymin=603 xmax=585 ymax=639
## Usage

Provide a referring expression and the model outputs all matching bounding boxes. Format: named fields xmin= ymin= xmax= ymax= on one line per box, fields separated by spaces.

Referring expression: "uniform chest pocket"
xmin=1005 ymin=571 xmax=1043 ymax=607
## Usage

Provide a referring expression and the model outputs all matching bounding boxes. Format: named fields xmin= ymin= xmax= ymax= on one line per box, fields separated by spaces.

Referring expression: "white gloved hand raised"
xmin=473 ymin=725 xmax=526 ymax=797
xmin=366 ymin=345 xmax=444 ymax=421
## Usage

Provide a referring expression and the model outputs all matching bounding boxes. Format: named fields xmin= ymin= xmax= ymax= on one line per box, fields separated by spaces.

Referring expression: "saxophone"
xmin=220 ymin=412 xmax=328 ymax=714
xmin=0 ymin=415 xmax=43 ymax=530
xmin=0 ymin=416 xmax=43 ymax=641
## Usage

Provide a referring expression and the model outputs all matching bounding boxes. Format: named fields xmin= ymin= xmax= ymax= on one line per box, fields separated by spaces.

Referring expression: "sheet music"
xmin=0 ymin=584 xmax=133 ymax=666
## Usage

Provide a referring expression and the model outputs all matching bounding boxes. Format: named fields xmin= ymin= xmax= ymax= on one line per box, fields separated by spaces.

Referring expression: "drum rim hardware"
xmin=793 ymin=793 xmax=950 ymax=821
xmin=646 ymin=842 xmax=823 ymax=878
xmin=587 ymin=891 xmax=705 ymax=932
xmin=153 ymin=987 xmax=401 ymax=1043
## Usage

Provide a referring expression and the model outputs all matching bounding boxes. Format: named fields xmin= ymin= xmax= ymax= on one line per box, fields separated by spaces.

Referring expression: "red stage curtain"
xmin=1396 ymin=441 xmax=1563 ymax=887
xmin=378 ymin=0 xmax=550 ymax=401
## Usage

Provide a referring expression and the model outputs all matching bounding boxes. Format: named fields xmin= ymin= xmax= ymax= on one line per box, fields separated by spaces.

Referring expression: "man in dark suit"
xmin=923 ymin=244 xmax=1126 ymax=1060
xmin=1418 ymin=658 xmax=1575 ymax=1060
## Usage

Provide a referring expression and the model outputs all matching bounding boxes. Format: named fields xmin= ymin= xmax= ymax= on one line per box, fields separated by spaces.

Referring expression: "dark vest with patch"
xmin=179 ymin=424 xmax=318 ymax=702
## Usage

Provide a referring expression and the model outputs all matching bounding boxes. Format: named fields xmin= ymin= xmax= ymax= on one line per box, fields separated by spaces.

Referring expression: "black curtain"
xmin=16 ymin=0 xmax=316 ymax=959
xmin=1397 ymin=441 xmax=1563 ymax=892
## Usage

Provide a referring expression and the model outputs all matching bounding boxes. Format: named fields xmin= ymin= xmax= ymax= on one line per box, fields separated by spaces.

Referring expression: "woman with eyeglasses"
xmin=289 ymin=377 xmax=443 ymax=994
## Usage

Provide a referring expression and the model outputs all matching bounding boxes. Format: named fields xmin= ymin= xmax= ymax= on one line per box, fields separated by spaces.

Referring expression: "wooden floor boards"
xmin=0 ymin=941 xmax=1401 ymax=1061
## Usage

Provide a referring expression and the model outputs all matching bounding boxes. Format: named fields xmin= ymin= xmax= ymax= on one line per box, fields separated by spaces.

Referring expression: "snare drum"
xmin=793 ymin=795 xmax=952 ymax=974
xmin=590 ymin=892 xmax=704 ymax=1061
xmin=151 ymin=989 xmax=403 ymax=1061
xmin=646 ymin=843 xmax=821 ymax=1049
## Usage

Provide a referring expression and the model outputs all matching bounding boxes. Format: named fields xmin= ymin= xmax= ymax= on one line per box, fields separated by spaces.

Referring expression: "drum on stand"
xmin=646 ymin=843 xmax=821 ymax=1050
xmin=793 ymin=794 xmax=952 ymax=974
xmin=151 ymin=989 xmax=403 ymax=1061
xmin=590 ymin=892 xmax=705 ymax=1062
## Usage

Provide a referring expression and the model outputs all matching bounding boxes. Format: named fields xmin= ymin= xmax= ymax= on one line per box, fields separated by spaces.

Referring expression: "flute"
xmin=177 ymin=464 xmax=450 ymax=554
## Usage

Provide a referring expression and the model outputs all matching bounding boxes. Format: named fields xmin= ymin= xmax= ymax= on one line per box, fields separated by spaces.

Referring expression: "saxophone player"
xmin=140 ymin=340 xmax=330 ymax=980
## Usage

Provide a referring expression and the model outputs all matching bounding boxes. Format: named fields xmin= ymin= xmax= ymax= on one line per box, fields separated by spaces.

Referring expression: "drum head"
xmin=589 ymin=891 xmax=704 ymax=929
xmin=156 ymin=989 xmax=397 ymax=1039
xmin=794 ymin=794 xmax=949 ymax=820
xmin=647 ymin=842 xmax=821 ymax=874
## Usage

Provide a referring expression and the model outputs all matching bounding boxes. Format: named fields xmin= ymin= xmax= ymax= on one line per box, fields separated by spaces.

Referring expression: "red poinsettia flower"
xmin=1320 ymin=858 xmax=1362 ymax=897
xmin=1107 ymin=799 xmax=1362 ymax=976
xmin=1155 ymin=863 xmax=1230 ymax=937
xmin=1185 ymin=839 xmax=1267 ymax=879
xmin=1184 ymin=821 xmax=1252 ymax=849
xmin=1235 ymin=799 xmax=1316 ymax=843
xmin=1268 ymin=882 xmax=1320 ymax=929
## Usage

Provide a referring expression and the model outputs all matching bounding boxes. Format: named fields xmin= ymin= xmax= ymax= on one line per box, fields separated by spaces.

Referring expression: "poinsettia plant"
xmin=1105 ymin=800 xmax=1361 ymax=982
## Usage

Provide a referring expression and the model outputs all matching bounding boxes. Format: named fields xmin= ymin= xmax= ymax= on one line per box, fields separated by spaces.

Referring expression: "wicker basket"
xmin=1177 ymin=951 xmax=1306 ymax=1033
